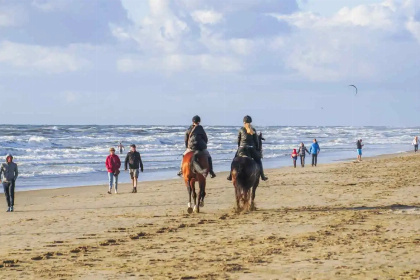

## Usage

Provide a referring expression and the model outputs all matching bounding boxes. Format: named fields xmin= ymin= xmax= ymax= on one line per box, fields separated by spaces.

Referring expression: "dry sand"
xmin=0 ymin=153 xmax=419 ymax=279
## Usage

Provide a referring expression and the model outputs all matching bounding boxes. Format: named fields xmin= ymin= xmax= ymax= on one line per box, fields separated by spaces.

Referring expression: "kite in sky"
xmin=349 ymin=85 xmax=358 ymax=96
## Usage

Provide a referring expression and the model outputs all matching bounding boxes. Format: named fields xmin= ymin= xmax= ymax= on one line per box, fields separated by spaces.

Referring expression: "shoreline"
xmin=11 ymin=150 xmax=413 ymax=194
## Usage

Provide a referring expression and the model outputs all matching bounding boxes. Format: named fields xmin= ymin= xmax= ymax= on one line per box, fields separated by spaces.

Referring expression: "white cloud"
xmin=406 ymin=19 xmax=420 ymax=43
xmin=60 ymin=91 xmax=80 ymax=103
xmin=117 ymin=54 xmax=242 ymax=73
xmin=0 ymin=41 xmax=90 ymax=73
xmin=115 ymin=0 xmax=420 ymax=82
xmin=0 ymin=12 xmax=15 ymax=27
xmin=31 ymin=0 xmax=68 ymax=12
xmin=270 ymin=0 xmax=420 ymax=81
xmin=0 ymin=4 xmax=25 ymax=27
xmin=191 ymin=10 xmax=223 ymax=25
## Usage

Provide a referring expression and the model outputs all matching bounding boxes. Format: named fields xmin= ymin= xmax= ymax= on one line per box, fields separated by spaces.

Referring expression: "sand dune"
xmin=0 ymin=153 xmax=419 ymax=279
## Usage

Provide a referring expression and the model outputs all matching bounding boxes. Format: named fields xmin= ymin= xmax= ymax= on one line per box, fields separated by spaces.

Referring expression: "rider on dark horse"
xmin=227 ymin=115 xmax=268 ymax=181
xmin=177 ymin=115 xmax=216 ymax=178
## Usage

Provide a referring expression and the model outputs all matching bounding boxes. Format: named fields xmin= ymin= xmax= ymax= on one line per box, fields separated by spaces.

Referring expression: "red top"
xmin=106 ymin=154 xmax=121 ymax=173
xmin=291 ymin=149 xmax=298 ymax=158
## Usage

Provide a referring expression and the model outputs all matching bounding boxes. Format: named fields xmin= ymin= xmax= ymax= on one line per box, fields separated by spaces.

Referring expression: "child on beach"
xmin=298 ymin=142 xmax=310 ymax=167
xmin=356 ymin=139 xmax=364 ymax=161
xmin=412 ymin=136 xmax=418 ymax=153
xmin=291 ymin=149 xmax=298 ymax=168
xmin=106 ymin=148 xmax=121 ymax=194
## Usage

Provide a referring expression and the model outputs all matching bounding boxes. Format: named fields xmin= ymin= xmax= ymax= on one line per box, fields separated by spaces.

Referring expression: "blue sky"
xmin=0 ymin=0 xmax=419 ymax=126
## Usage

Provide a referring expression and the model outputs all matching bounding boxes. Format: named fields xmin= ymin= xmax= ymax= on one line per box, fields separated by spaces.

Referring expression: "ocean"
xmin=0 ymin=125 xmax=417 ymax=191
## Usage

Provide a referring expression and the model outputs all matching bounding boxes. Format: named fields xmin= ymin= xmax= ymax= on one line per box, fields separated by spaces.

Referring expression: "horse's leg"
xmin=250 ymin=181 xmax=258 ymax=211
xmin=192 ymin=179 xmax=198 ymax=213
xmin=233 ymin=183 xmax=241 ymax=211
xmin=244 ymin=189 xmax=251 ymax=212
xmin=196 ymin=179 xmax=201 ymax=213
xmin=186 ymin=180 xmax=193 ymax=214
xmin=232 ymin=175 xmax=240 ymax=211
xmin=199 ymin=177 xmax=205 ymax=208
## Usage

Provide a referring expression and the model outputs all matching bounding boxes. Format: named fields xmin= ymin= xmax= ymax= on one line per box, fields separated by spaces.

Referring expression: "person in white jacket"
xmin=412 ymin=136 xmax=419 ymax=153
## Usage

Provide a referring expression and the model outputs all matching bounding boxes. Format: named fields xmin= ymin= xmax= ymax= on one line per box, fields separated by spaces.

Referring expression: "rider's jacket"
xmin=237 ymin=127 xmax=259 ymax=150
xmin=185 ymin=125 xmax=208 ymax=151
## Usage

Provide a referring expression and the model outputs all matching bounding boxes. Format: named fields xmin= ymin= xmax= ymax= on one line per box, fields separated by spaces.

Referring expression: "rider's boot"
xmin=227 ymin=172 xmax=232 ymax=181
xmin=208 ymin=156 xmax=216 ymax=178
xmin=177 ymin=155 xmax=184 ymax=176
xmin=258 ymin=162 xmax=268 ymax=181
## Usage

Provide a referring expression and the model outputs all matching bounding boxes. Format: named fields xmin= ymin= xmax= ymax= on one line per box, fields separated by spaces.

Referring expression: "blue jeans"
xmin=3 ymin=181 xmax=15 ymax=207
xmin=108 ymin=172 xmax=118 ymax=190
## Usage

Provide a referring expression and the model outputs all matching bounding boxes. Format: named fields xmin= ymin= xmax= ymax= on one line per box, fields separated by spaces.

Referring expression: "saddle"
xmin=237 ymin=146 xmax=255 ymax=159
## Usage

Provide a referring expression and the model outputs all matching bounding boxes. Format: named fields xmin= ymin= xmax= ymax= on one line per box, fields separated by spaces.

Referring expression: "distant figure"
xmin=297 ymin=142 xmax=310 ymax=167
xmin=117 ymin=142 xmax=125 ymax=154
xmin=356 ymin=139 xmax=364 ymax=161
xmin=309 ymin=139 xmax=321 ymax=167
xmin=412 ymin=136 xmax=419 ymax=153
xmin=106 ymin=148 xmax=121 ymax=194
xmin=291 ymin=149 xmax=298 ymax=168
xmin=0 ymin=154 xmax=19 ymax=212
xmin=125 ymin=144 xmax=143 ymax=193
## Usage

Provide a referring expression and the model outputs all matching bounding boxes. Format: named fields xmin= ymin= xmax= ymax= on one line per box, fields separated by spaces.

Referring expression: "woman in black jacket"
xmin=227 ymin=115 xmax=268 ymax=181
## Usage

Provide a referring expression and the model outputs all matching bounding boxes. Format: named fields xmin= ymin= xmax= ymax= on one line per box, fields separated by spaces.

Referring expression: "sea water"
xmin=0 ymin=125 xmax=417 ymax=191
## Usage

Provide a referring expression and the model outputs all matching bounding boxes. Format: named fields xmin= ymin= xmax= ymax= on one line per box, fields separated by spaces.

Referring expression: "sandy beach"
xmin=0 ymin=153 xmax=419 ymax=279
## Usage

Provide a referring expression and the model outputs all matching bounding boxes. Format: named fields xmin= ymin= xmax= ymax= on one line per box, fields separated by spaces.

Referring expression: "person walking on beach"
xmin=177 ymin=115 xmax=216 ymax=178
xmin=117 ymin=142 xmax=125 ymax=154
xmin=291 ymin=149 xmax=298 ymax=168
xmin=106 ymin=148 xmax=121 ymax=194
xmin=309 ymin=139 xmax=320 ymax=167
xmin=297 ymin=142 xmax=310 ymax=167
xmin=0 ymin=154 xmax=19 ymax=212
xmin=356 ymin=139 xmax=364 ymax=161
xmin=412 ymin=136 xmax=419 ymax=153
xmin=125 ymin=144 xmax=143 ymax=193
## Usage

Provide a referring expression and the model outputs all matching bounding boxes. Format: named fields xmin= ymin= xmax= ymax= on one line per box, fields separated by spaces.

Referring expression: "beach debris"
xmin=129 ymin=232 xmax=148 ymax=240
xmin=2 ymin=259 xmax=18 ymax=267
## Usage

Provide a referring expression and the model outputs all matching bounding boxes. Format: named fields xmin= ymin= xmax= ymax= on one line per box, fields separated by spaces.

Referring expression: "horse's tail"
xmin=191 ymin=151 xmax=208 ymax=176
xmin=232 ymin=157 xmax=256 ymax=212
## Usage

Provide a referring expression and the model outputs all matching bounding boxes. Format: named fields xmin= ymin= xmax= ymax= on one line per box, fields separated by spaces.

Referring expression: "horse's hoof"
xmin=199 ymin=201 xmax=204 ymax=207
xmin=187 ymin=207 xmax=193 ymax=214
xmin=193 ymin=205 xmax=198 ymax=213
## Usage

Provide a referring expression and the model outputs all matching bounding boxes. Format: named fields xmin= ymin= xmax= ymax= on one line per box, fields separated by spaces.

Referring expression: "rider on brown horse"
xmin=177 ymin=115 xmax=216 ymax=178
xmin=227 ymin=115 xmax=268 ymax=181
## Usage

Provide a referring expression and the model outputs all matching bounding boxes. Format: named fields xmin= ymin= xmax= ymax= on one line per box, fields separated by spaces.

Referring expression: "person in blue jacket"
xmin=309 ymin=139 xmax=321 ymax=167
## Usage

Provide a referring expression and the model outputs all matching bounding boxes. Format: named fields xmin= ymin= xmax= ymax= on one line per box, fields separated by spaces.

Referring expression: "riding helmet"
xmin=243 ymin=115 xmax=252 ymax=123
xmin=192 ymin=115 xmax=201 ymax=123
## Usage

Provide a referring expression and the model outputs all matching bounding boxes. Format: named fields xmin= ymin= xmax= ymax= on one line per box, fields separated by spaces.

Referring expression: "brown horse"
xmin=182 ymin=151 xmax=209 ymax=213
xmin=231 ymin=154 xmax=260 ymax=212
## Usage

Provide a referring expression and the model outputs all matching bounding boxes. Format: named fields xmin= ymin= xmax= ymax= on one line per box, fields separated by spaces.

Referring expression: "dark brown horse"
xmin=231 ymin=153 xmax=260 ymax=212
xmin=182 ymin=151 xmax=208 ymax=213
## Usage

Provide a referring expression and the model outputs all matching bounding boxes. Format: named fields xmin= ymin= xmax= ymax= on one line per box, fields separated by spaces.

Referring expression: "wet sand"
xmin=0 ymin=153 xmax=419 ymax=279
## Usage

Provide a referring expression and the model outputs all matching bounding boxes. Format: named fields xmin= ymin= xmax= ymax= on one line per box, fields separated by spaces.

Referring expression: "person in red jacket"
xmin=106 ymin=147 xmax=121 ymax=194
xmin=291 ymin=149 xmax=298 ymax=168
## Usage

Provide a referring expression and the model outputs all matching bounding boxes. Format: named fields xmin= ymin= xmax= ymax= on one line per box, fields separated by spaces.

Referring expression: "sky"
xmin=0 ymin=0 xmax=419 ymax=126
